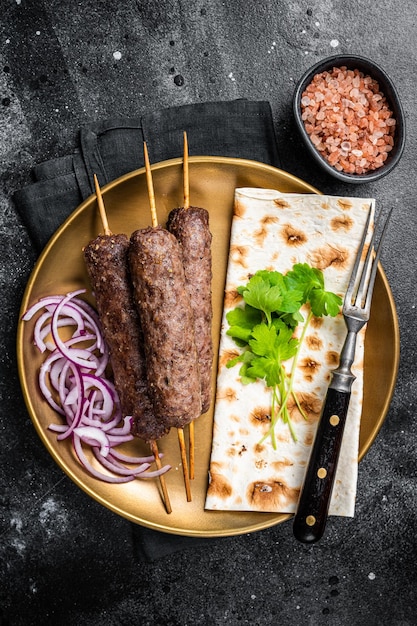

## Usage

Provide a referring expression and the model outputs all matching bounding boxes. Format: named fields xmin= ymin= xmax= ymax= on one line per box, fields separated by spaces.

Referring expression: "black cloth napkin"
xmin=14 ymin=99 xmax=281 ymax=253
xmin=13 ymin=99 xmax=281 ymax=561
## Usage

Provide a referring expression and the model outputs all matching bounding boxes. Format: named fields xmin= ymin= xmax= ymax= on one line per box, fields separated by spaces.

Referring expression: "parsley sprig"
xmin=225 ymin=264 xmax=342 ymax=448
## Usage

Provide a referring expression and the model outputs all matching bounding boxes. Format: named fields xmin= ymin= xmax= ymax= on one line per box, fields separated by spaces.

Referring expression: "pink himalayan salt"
xmin=300 ymin=66 xmax=396 ymax=175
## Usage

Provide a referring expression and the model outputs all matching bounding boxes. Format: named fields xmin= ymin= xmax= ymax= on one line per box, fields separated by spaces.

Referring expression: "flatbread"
xmin=205 ymin=189 xmax=374 ymax=517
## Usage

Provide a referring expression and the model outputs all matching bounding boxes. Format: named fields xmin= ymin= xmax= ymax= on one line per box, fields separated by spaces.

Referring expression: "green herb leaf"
xmin=225 ymin=264 xmax=342 ymax=445
xmin=240 ymin=275 xmax=280 ymax=324
xmin=309 ymin=287 xmax=343 ymax=317
xmin=237 ymin=351 xmax=258 ymax=384
xmin=285 ymin=263 xmax=342 ymax=317
xmin=246 ymin=356 xmax=282 ymax=388
xmin=226 ymin=306 xmax=262 ymax=345
xmin=248 ymin=323 xmax=277 ymax=357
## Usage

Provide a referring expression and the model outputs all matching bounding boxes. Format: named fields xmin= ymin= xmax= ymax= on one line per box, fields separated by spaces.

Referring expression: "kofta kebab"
xmin=83 ymin=134 xmax=213 ymax=512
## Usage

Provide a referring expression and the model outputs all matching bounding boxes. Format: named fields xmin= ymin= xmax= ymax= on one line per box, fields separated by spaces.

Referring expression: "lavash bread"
xmin=205 ymin=189 xmax=374 ymax=517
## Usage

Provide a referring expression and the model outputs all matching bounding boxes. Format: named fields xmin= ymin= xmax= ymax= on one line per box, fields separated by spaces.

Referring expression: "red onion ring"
xmin=23 ymin=290 xmax=171 ymax=483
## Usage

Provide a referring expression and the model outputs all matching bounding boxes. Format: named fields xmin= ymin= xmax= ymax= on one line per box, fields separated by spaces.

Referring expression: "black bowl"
xmin=293 ymin=54 xmax=406 ymax=183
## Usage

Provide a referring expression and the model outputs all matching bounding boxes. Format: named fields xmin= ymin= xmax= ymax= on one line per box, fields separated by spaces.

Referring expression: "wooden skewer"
xmin=150 ymin=440 xmax=172 ymax=514
xmin=188 ymin=420 xmax=195 ymax=481
xmin=177 ymin=428 xmax=192 ymax=502
xmin=183 ymin=131 xmax=190 ymax=210
xmin=93 ymin=171 xmax=172 ymax=515
xmin=93 ymin=174 xmax=112 ymax=236
xmin=182 ymin=131 xmax=196 ymax=480
xmin=143 ymin=142 xmax=192 ymax=502
xmin=143 ymin=142 xmax=158 ymax=229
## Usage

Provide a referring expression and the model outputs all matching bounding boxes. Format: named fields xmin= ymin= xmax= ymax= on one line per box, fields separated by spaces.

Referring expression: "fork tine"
xmin=355 ymin=207 xmax=377 ymax=307
xmin=344 ymin=202 xmax=374 ymax=306
xmin=345 ymin=203 xmax=393 ymax=312
xmin=362 ymin=207 xmax=393 ymax=313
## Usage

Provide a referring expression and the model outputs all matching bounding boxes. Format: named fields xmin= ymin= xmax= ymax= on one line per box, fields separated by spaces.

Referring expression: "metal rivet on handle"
xmin=317 ymin=467 xmax=327 ymax=479
xmin=330 ymin=414 xmax=340 ymax=426
xmin=306 ymin=515 xmax=316 ymax=526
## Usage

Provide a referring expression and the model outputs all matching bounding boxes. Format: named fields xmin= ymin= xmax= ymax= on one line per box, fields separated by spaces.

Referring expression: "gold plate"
xmin=17 ymin=156 xmax=400 ymax=537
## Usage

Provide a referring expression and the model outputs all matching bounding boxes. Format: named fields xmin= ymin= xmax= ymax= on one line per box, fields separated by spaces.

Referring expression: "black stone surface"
xmin=1 ymin=1 xmax=416 ymax=624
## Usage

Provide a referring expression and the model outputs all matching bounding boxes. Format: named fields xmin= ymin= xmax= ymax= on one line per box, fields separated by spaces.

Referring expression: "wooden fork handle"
xmin=293 ymin=387 xmax=351 ymax=543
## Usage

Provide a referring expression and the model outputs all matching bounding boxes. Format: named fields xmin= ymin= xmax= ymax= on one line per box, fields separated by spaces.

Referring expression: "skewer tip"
xmin=93 ymin=173 xmax=112 ymax=236
xmin=188 ymin=420 xmax=195 ymax=480
xmin=143 ymin=142 xmax=158 ymax=228
xmin=183 ymin=131 xmax=190 ymax=210
xmin=177 ymin=428 xmax=192 ymax=501
xmin=150 ymin=439 xmax=172 ymax=514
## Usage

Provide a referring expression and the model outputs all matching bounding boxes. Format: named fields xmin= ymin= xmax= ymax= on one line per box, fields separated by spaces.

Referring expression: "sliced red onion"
xmin=92 ymin=448 xmax=151 ymax=476
xmin=81 ymin=374 xmax=118 ymax=421
xmin=139 ymin=465 xmax=171 ymax=479
xmin=73 ymin=435 xmax=136 ymax=483
xmin=22 ymin=295 xmax=64 ymax=320
xmin=57 ymin=361 xmax=75 ymax=420
xmin=39 ymin=357 xmax=66 ymax=415
xmin=49 ymin=291 xmax=100 ymax=369
xmin=57 ymin=364 xmax=85 ymax=440
xmin=74 ymin=426 xmax=110 ymax=457
xmin=106 ymin=434 xmax=135 ymax=445
xmin=23 ymin=291 xmax=172 ymax=484
xmin=33 ymin=310 xmax=57 ymax=353
xmin=107 ymin=415 xmax=132 ymax=436
xmin=48 ymin=354 xmax=68 ymax=392
xmin=109 ymin=449 xmax=159 ymax=464
xmin=48 ymin=423 xmax=68 ymax=433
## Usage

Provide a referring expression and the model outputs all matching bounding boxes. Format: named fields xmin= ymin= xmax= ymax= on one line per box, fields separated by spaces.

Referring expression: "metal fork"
xmin=293 ymin=203 xmax=392 ymax=543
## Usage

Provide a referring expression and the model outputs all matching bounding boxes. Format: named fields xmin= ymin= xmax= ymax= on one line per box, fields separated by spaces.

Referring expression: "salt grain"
xmin=300 ymin=66 xmax=396 ymax=174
